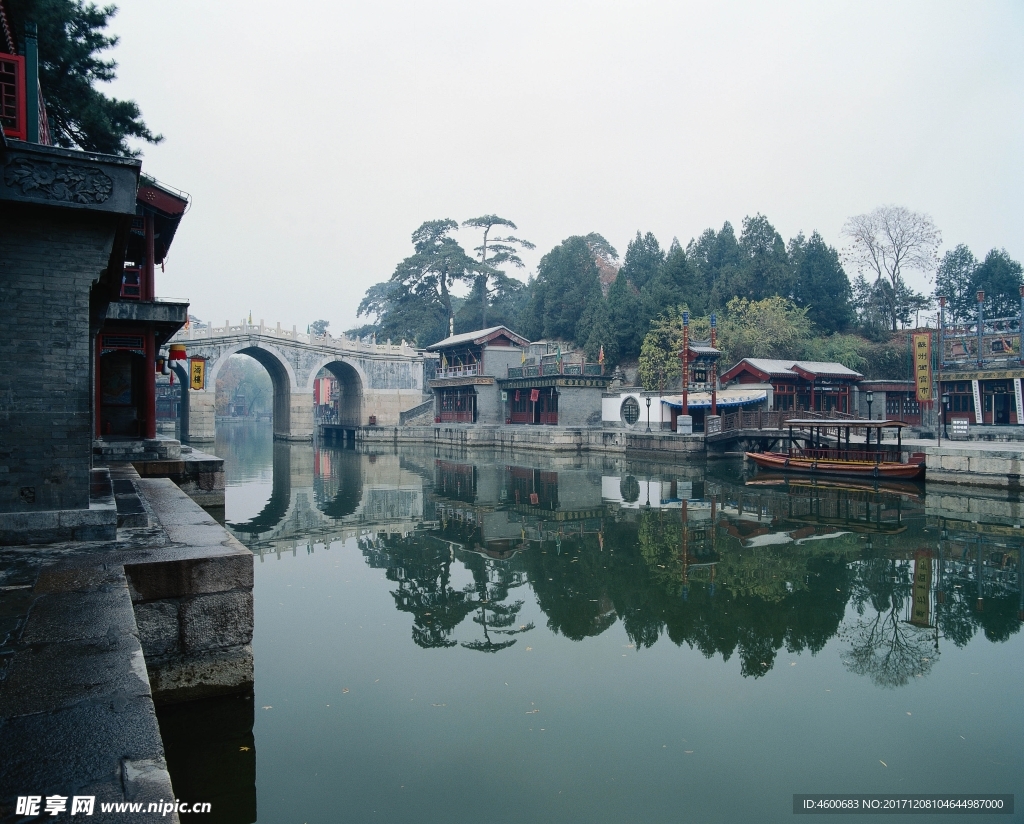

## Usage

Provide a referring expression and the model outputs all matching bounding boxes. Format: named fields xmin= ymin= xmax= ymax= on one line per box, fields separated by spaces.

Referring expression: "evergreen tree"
xmin=607 ymin=272 xmax=642 ymax=358
xmin=461 ymin=215 xmax=535 ymax=329
xmin=934 ymin=244 xmax=978 ymax=324
xmin=654 ymin=238 xmax=703 ymax=314
xmin=687 ymin=222 xmax=743 ymax=309
xmin=792 ymin=231 xmax=853 ymax=334
xmin=519 ymin=234 xmax=609 ymax=346
xmin=7 ymin=0 xmax=161 ymax=155
xmin=738 ymin=214 xmax=793 ymax=301
xmin=356 ymin=219 xmax=477 ymax=346
xmin=970 ymin=249 xmax=1023 ymax=320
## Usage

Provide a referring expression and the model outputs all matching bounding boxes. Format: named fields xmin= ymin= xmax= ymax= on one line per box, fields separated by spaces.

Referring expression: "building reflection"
xmin=231 ymin=442 xmax=1021 ymax=682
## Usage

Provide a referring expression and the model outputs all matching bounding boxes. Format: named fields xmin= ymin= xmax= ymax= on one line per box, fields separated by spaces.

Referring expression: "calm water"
xmin=183 ymin=421 xmax=1023 ymax=823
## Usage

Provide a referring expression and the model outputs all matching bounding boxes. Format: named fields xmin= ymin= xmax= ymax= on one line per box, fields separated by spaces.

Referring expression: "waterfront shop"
xmin=719 ymin=358 xmax=863 ymax=414
xmin=427 ymin=328 xmax=609 ymax=426
xmin=938 ymin=291 xmax=1024 ymax=429
xmin=427 ymin=326 xmax=530 ymax=424
xmin=499 ymin=344 xmax=609 ymax=427
xmin=855 ymin=380 xmax=923 ymax=426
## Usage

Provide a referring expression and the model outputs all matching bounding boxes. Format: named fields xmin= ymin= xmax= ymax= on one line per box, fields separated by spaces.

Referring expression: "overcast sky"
xmin=106 ymin=0 xmax=1023 ymax=333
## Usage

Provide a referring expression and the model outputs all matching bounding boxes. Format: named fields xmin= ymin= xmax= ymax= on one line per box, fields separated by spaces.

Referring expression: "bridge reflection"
xmin=228 ymin=441 xmax=1021 ymax=677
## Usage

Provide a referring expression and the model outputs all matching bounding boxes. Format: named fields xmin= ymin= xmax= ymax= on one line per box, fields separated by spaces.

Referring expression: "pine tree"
xmin=7 ymin=0 xmax=161 ymax=156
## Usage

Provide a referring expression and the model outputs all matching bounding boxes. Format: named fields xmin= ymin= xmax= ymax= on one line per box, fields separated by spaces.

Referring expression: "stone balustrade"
xmin=170 ymin=320 xmax=418 ymax=356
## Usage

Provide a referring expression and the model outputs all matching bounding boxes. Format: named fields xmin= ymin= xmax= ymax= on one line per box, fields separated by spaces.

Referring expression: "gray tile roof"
xmin=741 ymin=358 xmax=863 ymax=378
xmin=426 ymin=326 xmax=528 ymax=351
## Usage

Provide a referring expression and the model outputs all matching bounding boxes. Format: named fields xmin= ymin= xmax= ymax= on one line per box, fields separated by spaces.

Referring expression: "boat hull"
xmin=745 ymin=451 xmax=925 ymax=480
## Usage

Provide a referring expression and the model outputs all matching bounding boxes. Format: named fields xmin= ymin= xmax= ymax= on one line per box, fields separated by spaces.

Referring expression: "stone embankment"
xmin=354 ymin=424 xmax=706 ymax=455
xmin=922 ymin=443 xmax=1024 ymax=490
xmin=0 ymin=465 xmax=251 ymax=821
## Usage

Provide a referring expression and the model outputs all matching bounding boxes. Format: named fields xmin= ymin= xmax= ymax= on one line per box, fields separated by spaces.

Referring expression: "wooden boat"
xmin=745 ymin=418 xmax=925 ymax=480
xmin=745 ymin=473 xmax=923 ymax=499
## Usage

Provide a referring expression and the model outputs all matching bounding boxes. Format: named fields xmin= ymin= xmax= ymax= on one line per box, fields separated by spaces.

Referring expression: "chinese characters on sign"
xmin=913 ymin=332 xmax=932 ymax=403
xmin=190 ymin=357 xmax=206 ymax=391
xmin=17 ymin=795 xmax=95 ymax=816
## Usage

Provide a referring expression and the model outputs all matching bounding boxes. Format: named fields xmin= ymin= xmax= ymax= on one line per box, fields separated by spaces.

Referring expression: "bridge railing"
xmin=716 ymin=408 xmax=869 ymax=436
xmin=170 ymin=320 xmax=419 ymax=356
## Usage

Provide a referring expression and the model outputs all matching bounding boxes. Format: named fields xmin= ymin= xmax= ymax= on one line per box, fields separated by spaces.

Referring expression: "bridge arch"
xmin=307 ymin=356 xmax=367 ymax=427
xmin=209 ymin=342 xmax=299 ymax=440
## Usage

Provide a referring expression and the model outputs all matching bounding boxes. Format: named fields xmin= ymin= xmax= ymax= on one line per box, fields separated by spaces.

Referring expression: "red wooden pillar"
xmin=681 ymin=312 xmax=689 ymax=416
xmin=143 ymin=213 xmax=156 ymax=300
xmin=144 ymin=329 xmax=156 ymax=438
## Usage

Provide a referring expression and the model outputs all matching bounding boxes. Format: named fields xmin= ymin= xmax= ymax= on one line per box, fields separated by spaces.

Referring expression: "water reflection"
xmin=223 ymin=434 xmax=1022 ymax=687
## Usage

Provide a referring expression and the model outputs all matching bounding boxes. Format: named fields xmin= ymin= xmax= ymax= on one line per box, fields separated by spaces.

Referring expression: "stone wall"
xmin=0 ymin=205 xmax=116 ymax=513
xmin=923 ymin=446 xmax=1024 ymax=489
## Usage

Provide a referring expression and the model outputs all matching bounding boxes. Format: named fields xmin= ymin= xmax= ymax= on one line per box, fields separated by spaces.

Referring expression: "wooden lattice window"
xmin=0 ymin=53 xmax=26 ymax=141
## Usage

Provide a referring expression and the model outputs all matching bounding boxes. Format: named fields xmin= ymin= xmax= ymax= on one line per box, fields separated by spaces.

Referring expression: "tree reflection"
xmin=841 ymin=605 xmax=936 ymax=687
xmin=357 ymin=533 xmax=532 ymax=652
xmin=842 ymin=557 xmax=936 ymax=687
xmin=358 ymin=534 xmax=475 ymax=649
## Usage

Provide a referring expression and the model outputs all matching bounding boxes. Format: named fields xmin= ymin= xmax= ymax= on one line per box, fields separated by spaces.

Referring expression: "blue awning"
xmin=661 ymin=389 xmax=766 ymax=409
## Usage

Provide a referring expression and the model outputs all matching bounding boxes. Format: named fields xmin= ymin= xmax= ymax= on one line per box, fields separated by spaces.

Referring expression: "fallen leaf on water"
xmin=879 ymin=761 xmax=888 ymax=767
xmin=960 ymin=736 xmax=965 ymax=740
xmin=685 ymin=750 xmax=694 ymax=754
xmin=431 ymin=703 xmax=446 ymax=707
xmin=342 ymin=688 xmax=349 ymax=693
xmin=262 ymin=706 xmax=272 ymax=710
xmin=525 ymin=646 xmax=532 ymax=651
xmin=526 ymin=709 xmax=539 ymax=714
xmin=906 ymin=712 xmax=911 ymax=716
xmin=239 ymin=746 xmax=250 ymax=752
xmin=790 ymin=662 xmax=796 ymax=666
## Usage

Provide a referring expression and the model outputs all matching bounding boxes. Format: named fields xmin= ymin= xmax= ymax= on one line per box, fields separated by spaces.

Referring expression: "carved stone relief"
xmin=3 ymin=157 xmax=113 ymax=203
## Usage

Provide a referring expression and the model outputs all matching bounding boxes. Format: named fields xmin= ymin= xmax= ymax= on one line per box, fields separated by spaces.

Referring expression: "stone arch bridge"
xmin=169 ymin=321 xmax=426 ymax=442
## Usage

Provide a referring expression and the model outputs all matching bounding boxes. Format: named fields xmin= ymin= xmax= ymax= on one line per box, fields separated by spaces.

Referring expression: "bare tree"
xmin=843 ymin=205 xmax=941 ymax=331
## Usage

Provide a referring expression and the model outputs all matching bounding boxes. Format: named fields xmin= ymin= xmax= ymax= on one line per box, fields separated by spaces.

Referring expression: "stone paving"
xmin=0 ymin=467 xmax=253 ymax=822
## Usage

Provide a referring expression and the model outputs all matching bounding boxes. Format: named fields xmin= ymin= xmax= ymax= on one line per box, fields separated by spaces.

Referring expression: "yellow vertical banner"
xmin=913 ymin=332 xmax=932 ymax=403
xmin=910 ymin=549 xmax=932 ymax=627
xmin=189 ymin=357 xmax=206 ymax=391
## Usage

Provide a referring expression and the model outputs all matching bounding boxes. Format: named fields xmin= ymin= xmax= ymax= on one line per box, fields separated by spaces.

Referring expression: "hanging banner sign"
xmin=1016 ymin=379 xmax=1023 ymax=425
xmin=972 ymin=379 xmax=982 ymax=425
xmin=530 ymin=389 xmax=540 ymax=402
xmin=189 ymin=357 xmax=206 ymax=391
xmin=910 ymin=550 xmax=933 ymax=627
xmin=913 ymin=332 xmax=932 ymax=403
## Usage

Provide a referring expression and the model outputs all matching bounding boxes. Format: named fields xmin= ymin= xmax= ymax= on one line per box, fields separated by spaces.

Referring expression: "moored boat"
xmin=745 ymin=419 xmax=925 ymax=480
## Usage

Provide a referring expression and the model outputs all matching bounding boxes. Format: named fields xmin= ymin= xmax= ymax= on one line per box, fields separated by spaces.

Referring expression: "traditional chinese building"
xmin=719 ymin=359 xmax=863 ymax=414
xmin=426 ymin=327 xmax=609 ymax=426
xmin=94 ymin=178 xmax=190 ymax=438
xmin=938 ymin=290 xmax=1024 ymax=427
xmin=427 ymin=326 xmax=530 ymax=423
xmin=1 ymin=17 xmax=188 ymax=534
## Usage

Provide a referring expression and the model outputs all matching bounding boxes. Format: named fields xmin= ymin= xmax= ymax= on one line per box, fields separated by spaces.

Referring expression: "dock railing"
xmin=716 ymin=409 xmax=889 ymax=438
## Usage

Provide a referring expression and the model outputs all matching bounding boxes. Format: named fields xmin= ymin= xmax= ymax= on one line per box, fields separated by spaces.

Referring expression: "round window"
xmin=621 ymin=396 xmax=641 ymax=426
xmin=620 ymin=475 xmax=640 ymax=503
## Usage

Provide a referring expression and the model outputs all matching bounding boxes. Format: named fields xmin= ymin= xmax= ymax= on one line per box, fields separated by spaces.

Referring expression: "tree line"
xmin=354 ymin=207 xmax=1022 ymax=383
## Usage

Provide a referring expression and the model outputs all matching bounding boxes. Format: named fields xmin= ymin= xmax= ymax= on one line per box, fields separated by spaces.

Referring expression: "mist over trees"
xmin=352 ymin=208 xmax=1022 ymax=382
